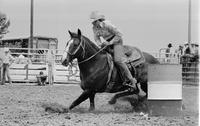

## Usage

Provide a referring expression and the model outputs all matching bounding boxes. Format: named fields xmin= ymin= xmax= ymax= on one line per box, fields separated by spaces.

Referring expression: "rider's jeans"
xmin=113 ymin=44 xmax=136 ymax=86
xmin=2 ymin=63 xmax=12 ymax=85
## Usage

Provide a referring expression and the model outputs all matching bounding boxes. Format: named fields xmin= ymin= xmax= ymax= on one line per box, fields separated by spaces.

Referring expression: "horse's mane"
xmin=81 ymin=35 xmax=100 ymax=51
xmin=70 ymin=32 xmax=99 ymax=51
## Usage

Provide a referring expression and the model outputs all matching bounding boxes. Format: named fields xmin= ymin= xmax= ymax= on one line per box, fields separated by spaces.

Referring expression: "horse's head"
xmin=61 ymin=29 xmax=84 ymax=66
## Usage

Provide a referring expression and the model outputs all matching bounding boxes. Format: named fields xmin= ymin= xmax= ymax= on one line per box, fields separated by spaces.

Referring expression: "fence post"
xmin=0 ymin=58 xmax=3 ymax=84
xmin=0 ymin=66 xmax=2 ymax=84
xmin=47 ymin=49 xmax=55 ymax=85
xmin=25 ymin=62 xmax=28 ymax=80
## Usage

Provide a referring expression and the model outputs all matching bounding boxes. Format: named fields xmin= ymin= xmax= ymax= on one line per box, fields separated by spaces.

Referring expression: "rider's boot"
xmin=123 ymin=77 xmax=137 ymax=91
xmin=137 ymin=83 xmax=146 ymax=98
xmin=116 ymin=61 xmax=137 ymax=91
xmin=124 ymin=79 xmax=146 ymax=97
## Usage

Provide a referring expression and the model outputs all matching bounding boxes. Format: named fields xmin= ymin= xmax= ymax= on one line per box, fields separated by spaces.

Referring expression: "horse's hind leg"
xmin=89 ymin=92 xmax=96 ymax=111
xmin=69 ymin=90 xmax=92 ymax=110
xmin=108 ymin=90 xmax=134 ymax=105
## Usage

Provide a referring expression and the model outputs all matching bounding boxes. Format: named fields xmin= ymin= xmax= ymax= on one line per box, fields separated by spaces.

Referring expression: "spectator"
xmin=185 ymin=45 xmax=191 ymax=55
xmin=36 ymin=71 xmax=47 ymax=86
xmin=1 ymin=47 xmax=14 ymax=85
xmin=178 ymin=45 xmax=183 ymax=56
xmin=165 ymin=43 xmax=172 ymax=62
xmin=176 ymin=45 xmax=183 ymax=63
xmin=166 ymin=43 xmax=171 ymax=54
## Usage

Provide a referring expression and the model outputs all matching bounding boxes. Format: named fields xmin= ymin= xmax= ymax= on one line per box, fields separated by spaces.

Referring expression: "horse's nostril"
xmin=61 ymin=60 xmax=64 ymax=64
xmin=61 ymin=58 xmax=65 ymax=64
xmin=61 ymin=59 xmax=69 ymax=67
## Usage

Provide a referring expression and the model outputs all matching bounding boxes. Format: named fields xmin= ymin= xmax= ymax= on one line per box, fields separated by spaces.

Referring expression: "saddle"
xmin=123 ymin=45 xmax=145 ymax=67
xmin=105 ymin=46 xmax=145 ymax=91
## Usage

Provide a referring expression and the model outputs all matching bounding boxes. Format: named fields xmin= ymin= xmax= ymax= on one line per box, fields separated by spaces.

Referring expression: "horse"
xmin=61 ymin=29 xmax=159 ymax=112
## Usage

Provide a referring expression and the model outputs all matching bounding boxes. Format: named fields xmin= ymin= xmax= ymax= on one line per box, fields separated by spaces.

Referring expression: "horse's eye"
xmin=74 ymin=40 xmax=80 ymax=46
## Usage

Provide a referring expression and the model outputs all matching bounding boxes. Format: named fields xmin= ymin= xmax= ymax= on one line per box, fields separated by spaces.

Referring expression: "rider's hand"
xmin=101 ymin=41 xmax=110 ymax=48
xmin=103 ymin=41 xmax=109 ymax=45
xmin=101 ymin=42 xmax=108 ymax=48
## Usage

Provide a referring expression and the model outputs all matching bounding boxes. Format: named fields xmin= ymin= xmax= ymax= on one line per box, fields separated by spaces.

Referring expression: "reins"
xmin=78 ymin=45 xmax=108 ymax=65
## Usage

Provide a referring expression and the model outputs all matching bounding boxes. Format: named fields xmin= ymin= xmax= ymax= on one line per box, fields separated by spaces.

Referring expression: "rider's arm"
xmin=93 ymin=27 xmax=102 ymax=47
xmin=94 ymin=34 xmax=102 ymax=47
xmin=104 ymin=21 xmax=122 ymax=45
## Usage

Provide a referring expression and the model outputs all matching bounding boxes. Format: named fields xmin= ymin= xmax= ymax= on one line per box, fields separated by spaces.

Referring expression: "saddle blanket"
xmin=123 ymin=45 xmax=145 ymax=66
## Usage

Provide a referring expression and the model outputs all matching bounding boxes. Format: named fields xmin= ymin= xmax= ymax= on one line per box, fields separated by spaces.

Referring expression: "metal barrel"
xmin=147 ymin=64 xmax=182 ymax=116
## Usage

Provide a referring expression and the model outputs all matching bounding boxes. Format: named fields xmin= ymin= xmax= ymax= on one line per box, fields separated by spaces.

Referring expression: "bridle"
xmin=64 ymin=36 xmax=108 ymax=65
xmin=64 ymin=37 xmax=85 ymax=58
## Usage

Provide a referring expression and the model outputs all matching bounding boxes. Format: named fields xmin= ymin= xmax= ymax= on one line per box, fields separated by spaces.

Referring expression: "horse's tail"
xmin=143 ymin=52 xmax=160 ymax=64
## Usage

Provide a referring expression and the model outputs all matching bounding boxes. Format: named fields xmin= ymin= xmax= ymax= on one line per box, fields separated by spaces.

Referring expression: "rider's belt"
xmin=106 ymin=35 xmax=115 ymax=42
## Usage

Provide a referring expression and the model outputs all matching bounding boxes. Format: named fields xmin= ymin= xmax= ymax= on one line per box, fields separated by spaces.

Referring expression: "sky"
xmin=0 ymin=0 xmax=199 ymax=53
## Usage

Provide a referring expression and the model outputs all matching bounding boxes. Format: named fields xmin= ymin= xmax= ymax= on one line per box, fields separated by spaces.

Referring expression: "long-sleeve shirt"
xmin=92 ymin=20 xmax=123 ymax=46
xmin=2 ymin=53 xmax=14 ymax=64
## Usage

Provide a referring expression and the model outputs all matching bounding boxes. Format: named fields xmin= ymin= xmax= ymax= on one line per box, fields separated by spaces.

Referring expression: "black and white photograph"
xmin=0 ymin=0 xmax=199 ymax=125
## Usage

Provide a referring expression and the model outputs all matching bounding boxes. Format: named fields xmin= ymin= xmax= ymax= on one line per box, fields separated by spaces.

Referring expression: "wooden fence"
xmin=8 ymin=64 xmax=80 ymax=84
xmin=0 ymin=48 xmax=80 ymax=84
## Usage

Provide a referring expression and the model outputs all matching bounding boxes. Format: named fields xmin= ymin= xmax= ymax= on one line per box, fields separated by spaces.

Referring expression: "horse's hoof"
xmin=108 ymin=98 xmax=116 ymax=105
xmin=138 ymin=90 xmax=146 ymax=97
xmin=134 ymin=107 xmax=141 ymax=112
xmin=88 ymin=107 xmax=95 ymax=111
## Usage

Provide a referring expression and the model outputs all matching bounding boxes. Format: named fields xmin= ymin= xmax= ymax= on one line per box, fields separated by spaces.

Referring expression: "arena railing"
xmin=0 ymin=48 xmax=198 ymax=85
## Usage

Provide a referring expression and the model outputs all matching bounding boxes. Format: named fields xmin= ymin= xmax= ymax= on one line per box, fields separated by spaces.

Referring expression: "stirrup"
xmin=123 ymin=81 xmax=134 ymax=88
xmin=123 ymin=82 xmax=139 ymax=93
xmin=123 ymin=83 xmax=135 ymax=88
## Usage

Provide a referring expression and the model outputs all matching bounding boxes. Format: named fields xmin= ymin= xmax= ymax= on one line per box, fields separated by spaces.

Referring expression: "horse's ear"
xmin=68 ymin=30 xmax=72 ymax=37
xmin=77 ymin=29 xmax=81 ymax=38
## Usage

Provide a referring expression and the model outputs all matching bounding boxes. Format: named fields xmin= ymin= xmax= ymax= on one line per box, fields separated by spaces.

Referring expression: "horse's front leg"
xmin=89 ymin=92 xmax=96 ymax=111
xmin=69 ymin=90 xmax=92 ymax=110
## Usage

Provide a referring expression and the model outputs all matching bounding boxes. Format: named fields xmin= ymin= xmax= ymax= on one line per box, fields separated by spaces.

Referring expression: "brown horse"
xmin=61 ymin=29 xmax=159 ymax=112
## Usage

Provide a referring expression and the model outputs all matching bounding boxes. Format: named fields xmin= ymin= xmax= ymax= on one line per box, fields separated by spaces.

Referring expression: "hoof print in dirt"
xmin=42 ymin=103 xmax=68 ymax=113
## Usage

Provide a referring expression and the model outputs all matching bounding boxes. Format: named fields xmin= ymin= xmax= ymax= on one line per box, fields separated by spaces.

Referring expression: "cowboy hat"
xmin=90 ymin=11 xmax=105 ymax=22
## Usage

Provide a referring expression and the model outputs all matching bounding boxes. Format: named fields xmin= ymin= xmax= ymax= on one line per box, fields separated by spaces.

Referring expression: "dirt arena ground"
xmin=0 ymin=84 xmax=198 ymax=126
